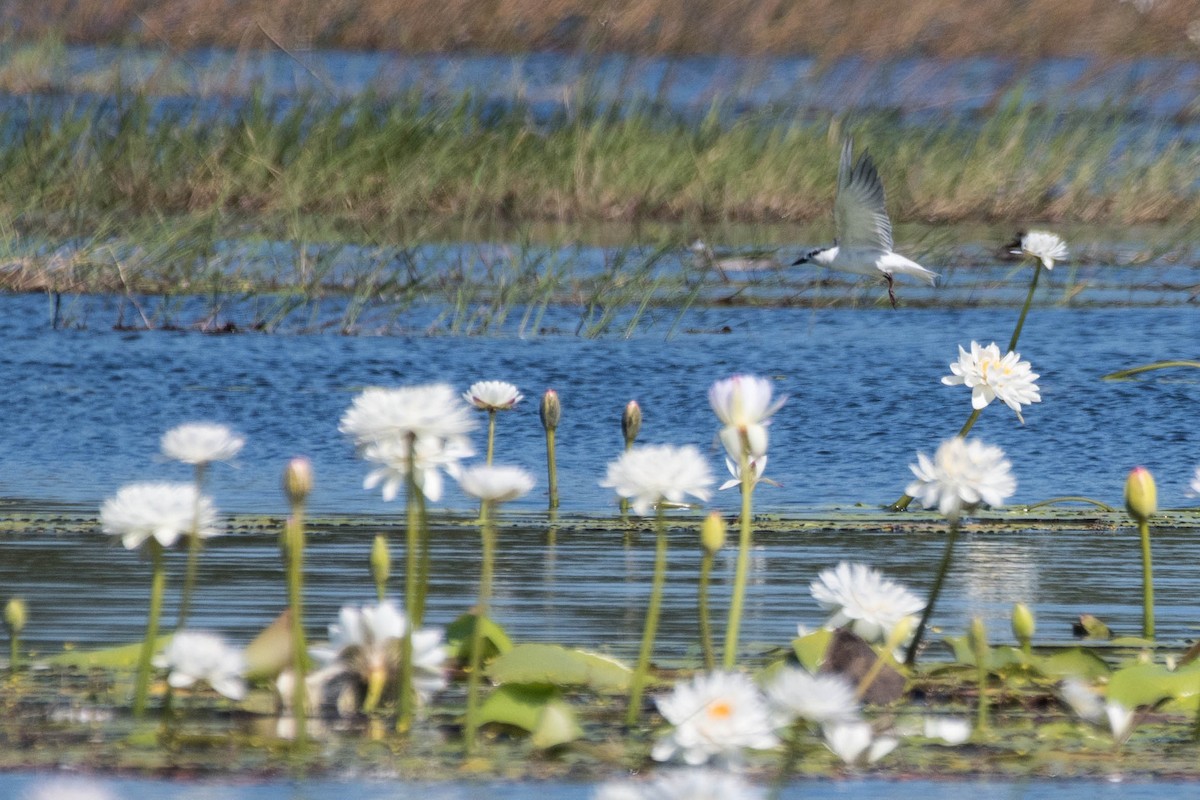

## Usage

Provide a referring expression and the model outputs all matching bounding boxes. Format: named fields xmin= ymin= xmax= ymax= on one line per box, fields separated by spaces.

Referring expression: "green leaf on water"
xmin=792 ymin=628 xmax=832 ymax=672
xmin=486 ymin=643 xmax=631 ymax=693
xmin=1035 ymin=647 xmax=1112 ymax=680
xmin=48 ymin=636 xmax=173 ymax=670
xmin=243 ymin=609 xmax=294 ymax=681
xmin=445 ymin=612 xmax=514 ymax=664
xmin=477 ymin=683 xmax=582 ymax=749
xmin=1108 ymin=662 xmax=1200 ymax=709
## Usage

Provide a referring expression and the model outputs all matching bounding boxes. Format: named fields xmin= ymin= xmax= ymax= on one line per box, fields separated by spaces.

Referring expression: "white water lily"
xmin=923 ymin=716 xmax=972 ymax=745
xmin=601 ymin=444 xmax=714 ymax=516
xmin=718 ymin=455 xmax=774 ymax=491
xmin=311 ymin=600 xmax=447 ymax=707
xmin=1106 ymin=701 xmax=1137 ymax=744
xmin=1059 ymin=678 xmax=1105 ymax=723
xmin=361 ymin=434 xmax=473 ymax=503
xmin=764 ymin=667 xmax=860 ymax=726
xmin=161 ymin=421 xmax=244 ymax=465
xmin=905 ymin=437 xmax=1016 ymax=520
xmin=153 ymin=631 xmax=246 ymax=700
xmin=593 ymin=770 xmax=766 ymax=800
xmin=1013 ymin=230 xmax=1069 ymax=270
xmin=708 ymin=375 xmax=787 ymax=459
xmin=463 ymin=380 xmax=523 ymax=411
xmin=1189 ymin=465 xmax=1200 ymax=497
xmin=99 ymin=482 xmax=220 ymax=550
xmin=823 ymin=720 xmax=898 ymax=766
xmin=651 ymin=671 xmax=779 ymax=766
xmin=339 ymin=384 xmax=477 ymax=448
xmin=942 ymin=341 xmax=1041 ymax=422
xmin=458 ymin=464 xmax=535 ymax=503
xmin=809 ymin=562 xmax=925 ymax=644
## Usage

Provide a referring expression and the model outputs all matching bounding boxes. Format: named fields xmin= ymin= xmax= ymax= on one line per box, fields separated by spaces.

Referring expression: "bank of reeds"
xmin=0 ymin=91 xmax=1195 ymax=244
xmin=5 ymin=0 xmax=1200 ymax=60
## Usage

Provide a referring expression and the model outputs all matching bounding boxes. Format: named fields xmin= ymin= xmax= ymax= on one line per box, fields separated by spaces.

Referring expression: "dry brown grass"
xmin=2 ymin=0 xmax=1199 ymax=58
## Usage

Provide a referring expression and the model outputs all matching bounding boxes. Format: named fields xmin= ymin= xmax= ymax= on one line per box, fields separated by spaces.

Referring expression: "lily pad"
xmin=476 ymin=683 xmax=583 ymax=748
xmin=48 ymin=636 xmax=172 ymax=670
xmin=792 ymin=628 xmax=833 ymax=673
xmin=486 ymin=643 xmax=630 ymax=693
xmin=445 ymin=612 xmax=514 ymax=664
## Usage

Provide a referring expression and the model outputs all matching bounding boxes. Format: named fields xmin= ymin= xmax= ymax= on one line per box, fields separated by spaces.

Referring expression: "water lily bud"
xmin=539 ymin=389 xmax=560 ymax=432
xmin=371 ymin=534 xmax=391 ymax=589
xmin=283 ymin=457 xmax=313 ymax=505
xmin=700 ymin=511 xmax=726 ymax=555
xmin=621 ymin=400 xmax=641 ymax=448
xmin=1124 ymin=467 xmax=1156 ymax=523
xmin=1011 ymin=602 xmax=1035 ymax=646
xmin=5 ymin=598 xmax=26 ymax=634
xmin=968 ymin=616 xmax=988 ymax=655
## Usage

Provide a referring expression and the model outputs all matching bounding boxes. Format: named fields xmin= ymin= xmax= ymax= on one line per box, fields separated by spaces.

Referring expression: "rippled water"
xmin=2 ymin=289 xmax=1198 ymax=657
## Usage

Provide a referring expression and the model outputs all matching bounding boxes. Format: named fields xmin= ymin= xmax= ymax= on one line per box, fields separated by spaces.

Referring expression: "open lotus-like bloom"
xmin=153 ymin=631 xmax=246 ymax=700
xmin=651 ymin=671 xmax=779 ymax=766
xmin=905 ymin=437 xmax=1016 ymax=520
xmin=340 ymin=385 xmax=477 ymax=447
xmin=708 ymin=375 xmax=787 ymax=459
xmin=823 ymin=720 xmax=898 ymax=765
xmin=593 ymin=770 xmax=766 ymax=800
xmin=161 ymin=422 xmax=245 ymax=465
xmin=310 ymin=600 xmax=447 ymax=708
xmin=463 ymin=380 xmax=523 ymax=411
xmin=99 ymin=482 xmax=220 ymax=550
xmin=942 ymin=341 xmax=1041 ymax=423
xmin=809 ymin=562 xmax=925 ymax=644
xmin=1013 ymin=230 xmax=1069 ymax=270
xmin=600 ymin=444 xmax=714 ymax=516
xmin=457 ymin=464 xmax=535 ymax=503
xmin=764 ymin=667 xmax=861 ymax=726
xmin=361 ymin=434 xmax=473 ymax=503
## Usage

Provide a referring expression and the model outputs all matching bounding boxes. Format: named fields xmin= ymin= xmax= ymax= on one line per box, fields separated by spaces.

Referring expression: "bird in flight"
xmin=793 ymin=139 xmax=936 ymax=307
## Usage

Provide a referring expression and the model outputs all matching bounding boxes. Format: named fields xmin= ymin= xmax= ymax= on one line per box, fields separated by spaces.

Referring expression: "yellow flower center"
xmin=707 ymin=699 xmax=734 ymax=720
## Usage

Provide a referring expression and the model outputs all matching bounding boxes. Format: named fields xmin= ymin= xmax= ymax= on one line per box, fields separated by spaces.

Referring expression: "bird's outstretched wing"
xmin=833 ymin=139 xmax=894 ymax=254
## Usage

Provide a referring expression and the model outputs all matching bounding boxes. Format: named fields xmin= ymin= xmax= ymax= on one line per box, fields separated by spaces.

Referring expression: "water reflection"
xmin=5 ymin=517 xmax=1198 ymax=656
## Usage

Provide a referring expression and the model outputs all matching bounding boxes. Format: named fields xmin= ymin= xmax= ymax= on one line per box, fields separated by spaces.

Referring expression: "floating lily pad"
xmin=476 ymin=683 xmax=582 ymax=748
xmin=48 ymin=636 xmax=172 ymax=670
xmin=486 ymin=643 xmax=630 ymax=693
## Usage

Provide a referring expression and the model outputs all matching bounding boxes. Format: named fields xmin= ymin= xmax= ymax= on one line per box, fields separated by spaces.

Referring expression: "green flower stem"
xmin=619 ymin=439 xmax=633 ymax=518
xmin=1138 ymin=519 xmax=1155 ymax=639
xmin=698 ymin=550 xmax=715 ymax=672
xmin=414 ymin=490 xmax=429 ymax=627
xmin=545 ymin=428 xmax=559 ymax=510
xmin=486 ymin=409 xmax=496 ymax=464
xmin=723 ymin=445 xmax=754 ymax=670
xmin=8 ymin=630 xmax=17 ymax=672
xmin=889 ymin=409 xmax=982 ymax=511
xmin=905 ymin=518 xmax=960 ymax=666
xmin=1102 ymin=360 xmax=1200 ymax=381
xmin=133 ymin=540 xmax=166 ymax=717
xmin=466 ymin=502 xmax=497 ymax=751
xmin=397 ymin=434 xmax=419 ymax=734
xmin=175 ymin=463 xmax=208 ymax=630
xmin=286 ymin=501 xmax=308 ymax=746
xmin=973 ymin=619 xmax=989 ymax=731
xmin=626 ymin=505 xmax=668 ymax=727
xmin=1008 ymin=262 xmax=1041 ymax=354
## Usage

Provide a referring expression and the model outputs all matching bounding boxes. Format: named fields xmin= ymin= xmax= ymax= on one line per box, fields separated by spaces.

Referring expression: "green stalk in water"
xmin=371 ymin=534 xmax=391 ymax=604
xmin=970 ymin=616 xmax=990 ymax=731
xmin=133 ymin=540 xmax=167 ymax=718
xmin=175 ymin=462 xmax=208 ymax=631
xmin=1007 ymin=263 xmax=1041 ymax=354
xmin=398 ymin=433 xmax=420 ymax=734
xmin=466 ymin=500 xmax=498 ymax=751
xmin=627 ymin=505 xmax=668 ymax=727
xmin=1125 ymin=467 xmax=1157 ymax=639
xmin=540 ymin=390 xmax=560 ymax=510
xmin=905 ymin=518 xmax=960 ymax=666
xmin=5 ymin=598 xmax=26 ymax=672
xmin=619 ymin=401 xmax=641 ymax=518
xmin=698 ymin=511 xmax=725 ymax=672
xmin=283 ymin=457 xmax=312 ymax=746
xmin=723 ymin=445 xmax=755 ymax=669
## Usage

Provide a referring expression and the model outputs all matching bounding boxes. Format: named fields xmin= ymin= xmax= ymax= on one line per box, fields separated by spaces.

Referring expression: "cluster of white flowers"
xmin=340 ymin=384 xmax=477 ymax=503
